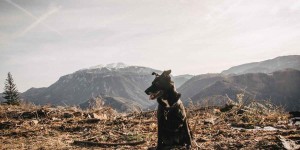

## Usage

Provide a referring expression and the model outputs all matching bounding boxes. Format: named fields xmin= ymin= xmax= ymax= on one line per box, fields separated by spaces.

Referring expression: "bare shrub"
xmin=88 ymin=96 xmax=105 ymax=110
xmin=223 ymin=93 xmax=289 ymax=127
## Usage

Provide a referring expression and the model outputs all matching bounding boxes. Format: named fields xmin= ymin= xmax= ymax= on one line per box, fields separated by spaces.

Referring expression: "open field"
xmin=0 ymin=101 xmax=299 ymax=150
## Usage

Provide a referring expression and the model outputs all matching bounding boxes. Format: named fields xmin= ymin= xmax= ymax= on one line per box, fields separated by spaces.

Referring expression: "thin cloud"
xmin=18 ymin=6 xmax=60 ymax=37
xmin=5 ymin=0 xmax=63 ymax=37
xmin=1 ymin=0 xmax=299 ymax=92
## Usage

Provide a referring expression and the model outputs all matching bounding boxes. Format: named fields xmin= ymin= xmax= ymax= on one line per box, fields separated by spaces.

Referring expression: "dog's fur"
xmin=145 ymin=70 xmax=192 ymax=149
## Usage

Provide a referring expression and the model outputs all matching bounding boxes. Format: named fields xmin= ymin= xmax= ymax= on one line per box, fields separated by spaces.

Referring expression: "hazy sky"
xmin=1 ymin=0 xmax=300 ymax=92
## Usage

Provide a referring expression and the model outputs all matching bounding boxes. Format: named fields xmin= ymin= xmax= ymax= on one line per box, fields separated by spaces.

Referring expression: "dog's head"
xmin=145 ymin=70 xmax=174 ymax=100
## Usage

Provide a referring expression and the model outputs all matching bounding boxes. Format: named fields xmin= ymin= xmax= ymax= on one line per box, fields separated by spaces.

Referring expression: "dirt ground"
xmin=0 ymin=103 xmax=299 ymax=150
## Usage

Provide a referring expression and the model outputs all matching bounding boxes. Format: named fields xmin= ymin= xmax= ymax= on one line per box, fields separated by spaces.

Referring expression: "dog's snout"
xmin=145 ymin=87 xmax=150 ymax=95
xmin=145 ymin=84 xmax=156 ymax=95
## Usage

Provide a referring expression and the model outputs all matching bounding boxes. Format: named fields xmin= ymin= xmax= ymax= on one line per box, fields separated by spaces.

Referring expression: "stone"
xmin=278 ymin=135 xmax=300 ymax=150
xmin=30 ymin=120 xmax=39 ymax=126
xmin=86 ymin=118 xmax=101 ymax=124
xmin=204 ymin=117 xmax=216 ymax=125
xmin=63 ymin=113 xmax=74 ymax=118
xmin=36 ymin=109 xmax=48 ymax=118
xmin=0 ymin=121 xmax=15 ymax=129
xmin=73 ymin=112 xmax=82 ymax=117
xmin=90 ymin=113 xmax=107 ymax=120
xmin=20 ymin=112 xmax=36 ymax=119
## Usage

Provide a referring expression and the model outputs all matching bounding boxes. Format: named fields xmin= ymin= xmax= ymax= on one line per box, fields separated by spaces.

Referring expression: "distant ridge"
xmin=173 ymin=74 xmax=194 ymax=88
xmin=21 ymin=63 xmax=160 ymax=110
xmin=179 ymin=69 xmax=300 ymax=111
xmin=222 ymin=55 xmax=300 ymax=75
xmin=19 ymin=55 xmax=300 ymax=112
xmin=21 ymin=63 xmax=192 ymax=112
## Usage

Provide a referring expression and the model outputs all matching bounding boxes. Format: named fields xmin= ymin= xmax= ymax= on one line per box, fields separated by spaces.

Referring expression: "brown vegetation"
xmin=0 ymin=97 xmax=299 ymax=150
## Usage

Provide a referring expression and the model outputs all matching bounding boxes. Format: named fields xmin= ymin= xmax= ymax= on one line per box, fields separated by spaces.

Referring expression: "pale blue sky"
xmin=1 ymin=0 xmax=300 ymax=92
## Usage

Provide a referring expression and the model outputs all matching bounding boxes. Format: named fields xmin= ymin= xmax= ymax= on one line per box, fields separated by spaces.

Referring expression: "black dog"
xmin=145 ymin=70 xmax=192 ymax=149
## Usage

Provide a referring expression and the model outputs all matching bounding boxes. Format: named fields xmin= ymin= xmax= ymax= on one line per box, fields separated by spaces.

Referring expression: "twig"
xmin=73 ymin=140 xmax=146 ymax=147
xmin=131 ymin=119 xmax=156 ymax=124
xmin=192 ymin=140 xmax=202 ymax=149
xmin=189 ymin=106 xmax=220 ymax=112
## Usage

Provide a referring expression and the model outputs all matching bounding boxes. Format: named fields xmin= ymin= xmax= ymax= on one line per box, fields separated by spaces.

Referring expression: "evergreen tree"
xmin=3 ymin=72 xmax=20 ymax=105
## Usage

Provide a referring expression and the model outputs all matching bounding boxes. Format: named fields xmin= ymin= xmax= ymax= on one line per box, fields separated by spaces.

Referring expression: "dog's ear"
xmin=163 ymin=70 xmax=171 ymax=76
xmin=152 ymin=72 xmax=160 ymax=77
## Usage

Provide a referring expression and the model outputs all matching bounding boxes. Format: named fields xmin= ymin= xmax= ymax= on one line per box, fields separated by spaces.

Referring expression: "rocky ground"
xmin=0 ymin=100 xmax=299 ymax=150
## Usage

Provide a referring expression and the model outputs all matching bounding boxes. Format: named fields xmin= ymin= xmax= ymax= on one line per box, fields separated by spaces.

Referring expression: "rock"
xmin=213 ymin=109 xmax=221 ymax=114
xmin=288 ymin=137 xmax=300 ymax=145
xmin=63 ymin=113 xmax=74 ymax=118
xmin=291 ymin=117 xmax=300 ymax=125
xmin=275 ymin=125 xmax=287 ymax=129
xmin=51 ymin=117 xmax=61 ymax=121
xmin=277 ymin=135 xmax=300 ymax=150
xmin=255 ymin=126 xmax=278 ymax=131
xmin=85 ymin=118 xmax=101 ymax=124
xmin=83 ymin=113 xmax=91 ymax=119
xmin=30 ymin=120 xmax=39 ymax=126
xmin=237 ymin=109 xmax=246 ymax=115
xmin=240 ymin=129 xmax=246 ymax=132
xmin=220 ymin=104 xmax=235 ymax=112
xmin=66 ymin=119 xmax=75 ymax=124
xmin=90 ymin=113 xmax=107 ymax=120
xmin=204 ymin=117 xmax=216 ymax=125
xmin=90 ymin=113 xmax=99 ymax=118
xmin=20 ymin=112 xmax=36 ymax=119
xmin=36 ymin=109 xmax=47 ymax=118
xmin=73 ymin=112 xmax=82 ymax=117
xmin=0 ymin=121 xmax=15 ymax=130
xmin=289 ymin=111 xmax=300 ymax=118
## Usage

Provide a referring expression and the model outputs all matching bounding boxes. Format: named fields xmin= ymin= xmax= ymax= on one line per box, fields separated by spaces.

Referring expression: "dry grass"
xmin=0 ymin=96 xmax=299 ymax=150
xmin=220 ymin=93 xmax=290 ymax=128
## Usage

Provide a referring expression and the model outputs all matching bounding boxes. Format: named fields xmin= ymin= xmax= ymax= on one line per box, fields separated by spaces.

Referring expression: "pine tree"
xmin=3 ymin=72 xmax=20 ymax=105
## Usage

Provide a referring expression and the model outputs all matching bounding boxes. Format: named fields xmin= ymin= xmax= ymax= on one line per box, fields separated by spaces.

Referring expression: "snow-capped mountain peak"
xmin=89 ymin=62 xmax=128 ymax=70
xmin=105 ymin=62 xmax=128 ymax=69
xmin=89 ymin=64 xmax=105 ymax=69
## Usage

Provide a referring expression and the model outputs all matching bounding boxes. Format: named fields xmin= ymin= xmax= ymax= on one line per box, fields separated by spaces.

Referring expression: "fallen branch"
xmin=190 ymin=106 xmax=221 ymax=112
xmin=73 ymin=140 xmax=146 ymax=147
xmin=131 ymin=119 xmax=156 ymax=124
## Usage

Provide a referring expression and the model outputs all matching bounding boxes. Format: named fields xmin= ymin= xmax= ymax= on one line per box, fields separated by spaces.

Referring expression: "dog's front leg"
xmin=156 ymin=104 xmax=164 ymax=150
xmin=183 ymin=120 xmax=192 ymax=149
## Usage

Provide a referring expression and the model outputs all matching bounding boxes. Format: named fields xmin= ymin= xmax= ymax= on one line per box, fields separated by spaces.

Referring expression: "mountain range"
xmin=20 ymin=63 xmax=194 ymax=112
xmin=178 ymin=55 xmax=300 ymax=111
xmin=2 ymin=55 xmax=299 ymax=112
xmin=178 ymin=69 xmax=300 ymax=111
xmin=21 ymin=63 xmax=160 ymax=110
xmin=222 ymin=55 xmax=300 ymax=75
